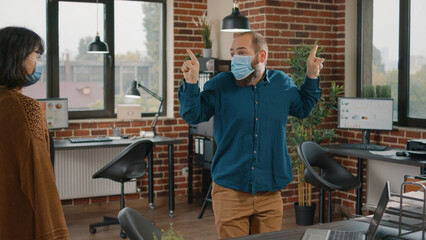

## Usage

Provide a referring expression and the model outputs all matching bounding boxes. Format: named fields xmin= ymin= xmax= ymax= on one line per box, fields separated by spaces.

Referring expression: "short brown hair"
xmin=237 ymin=31 xmax=268 ymax=54
xmin=0 ymin=26 xmax=45 ymax=89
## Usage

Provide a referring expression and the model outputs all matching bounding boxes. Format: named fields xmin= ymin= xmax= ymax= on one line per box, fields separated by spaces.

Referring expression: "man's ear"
xmin=258 ymin=49 xmax=267 ymax=63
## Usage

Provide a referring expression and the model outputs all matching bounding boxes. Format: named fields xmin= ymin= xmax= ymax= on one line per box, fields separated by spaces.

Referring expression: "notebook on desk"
xmin=302 ymin=181 xmax=391 ymax=240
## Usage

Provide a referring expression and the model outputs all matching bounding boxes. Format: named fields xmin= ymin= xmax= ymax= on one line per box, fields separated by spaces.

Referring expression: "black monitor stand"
xmin=362 ymin=129 xmax=370 ymax=144
xmin=356 ymin=129 xmax=370 ymax=215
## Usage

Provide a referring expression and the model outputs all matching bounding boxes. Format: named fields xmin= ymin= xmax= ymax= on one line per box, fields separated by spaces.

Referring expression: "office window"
xmin=408 ymin=0 xmax=426 ymax=119
xmin=114 ymin=1 xmax=164 ymax=114
xmin=360 ymin=0 xmax=426 ymax=127
xmin=46 ymin=0 xmax=166 ymax=119
xmin=59 ymin=2 xmax=106 ymax=111
xmin=0 ymin=0 xmax=47 ymax=99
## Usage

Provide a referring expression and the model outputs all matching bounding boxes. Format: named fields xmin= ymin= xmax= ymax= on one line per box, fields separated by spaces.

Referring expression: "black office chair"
xmin=297 ymin=141 xmax=361 ymax=223
xmin=89 ymin=139 xmax=153 ymax=239
xmin=118 ymin=207 xmax=162 ymax=240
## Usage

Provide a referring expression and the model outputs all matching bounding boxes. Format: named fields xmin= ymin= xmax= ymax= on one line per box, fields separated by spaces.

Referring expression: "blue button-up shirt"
xmin=178 ymin=69 xmax=321 ymax=194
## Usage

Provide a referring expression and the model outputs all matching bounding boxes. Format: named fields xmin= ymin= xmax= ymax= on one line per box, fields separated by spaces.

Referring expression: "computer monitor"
xmin=337 ymin=97 xmax=393 ymax=131
xmin=37 ymin=98 xmax=69 ymax=130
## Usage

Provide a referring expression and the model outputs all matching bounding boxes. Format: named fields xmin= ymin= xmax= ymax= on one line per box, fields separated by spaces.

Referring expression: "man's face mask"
xmin=25 ymin=61 xmax=42 ymax=86
xmin=231 ymin=53 xmax=258 ymax=81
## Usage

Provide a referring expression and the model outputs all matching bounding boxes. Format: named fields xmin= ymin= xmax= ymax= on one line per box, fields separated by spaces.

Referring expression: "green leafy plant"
xmin=362 ymin=85 xmax=391 ymax=98
xmin=286 ymin=43 xmax=344 ymax=207
xmin=154 ymin=224 xmax=185 ymax=240
xmin=193 ymin=11 xmax=212 ymax=49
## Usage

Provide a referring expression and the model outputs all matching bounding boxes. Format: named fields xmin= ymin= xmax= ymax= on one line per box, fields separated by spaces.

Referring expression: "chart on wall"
xmin=338 ymin=98 xmax=393 ymax=131
xmin=38 ymin=98 xmax=69 ymax=129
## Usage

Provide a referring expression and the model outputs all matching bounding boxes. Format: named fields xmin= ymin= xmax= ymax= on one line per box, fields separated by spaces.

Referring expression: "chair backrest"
xmin=118 ymin=207 xmax=163 ymax=240
xmin=93 ymin=139 xmax=153 ymax=182
xmin=297 ymin=141 xmax=361 ymax=192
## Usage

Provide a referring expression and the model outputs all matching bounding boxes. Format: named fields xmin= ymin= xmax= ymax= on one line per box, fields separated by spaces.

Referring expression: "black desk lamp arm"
xmin=151 ymin=98 xmax=164 ymax=136
xmin=136 ymin=83 xmax=163 ymax=102
xmin=136 ymin=82 xmax=164 ymax=136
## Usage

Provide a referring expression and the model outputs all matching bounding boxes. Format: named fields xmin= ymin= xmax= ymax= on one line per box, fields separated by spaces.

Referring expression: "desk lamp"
xmin=125 ymin=80 xmax=164 ymax=136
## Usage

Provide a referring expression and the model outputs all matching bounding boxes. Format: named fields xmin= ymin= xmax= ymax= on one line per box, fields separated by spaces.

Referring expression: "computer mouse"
xmin=396 ymin=151 xmax=407 ymax=156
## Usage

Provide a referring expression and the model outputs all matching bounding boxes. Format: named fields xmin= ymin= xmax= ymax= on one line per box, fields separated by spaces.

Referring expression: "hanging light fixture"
xmin=221 ymin=0 xmax=251 ymax=32
xmin=87 ymin=0 xmax=109 ymax=53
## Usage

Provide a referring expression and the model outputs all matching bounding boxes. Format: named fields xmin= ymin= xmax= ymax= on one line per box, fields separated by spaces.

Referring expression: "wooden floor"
xmin=64 ymin=196 xmax=343 ymax=240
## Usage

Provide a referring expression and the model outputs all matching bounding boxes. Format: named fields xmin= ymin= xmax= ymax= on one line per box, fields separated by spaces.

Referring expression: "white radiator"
xmin=366 ymin=159 xmax=420 ymax=206
xmin=54 ymin=146 xmax=137 ymax=200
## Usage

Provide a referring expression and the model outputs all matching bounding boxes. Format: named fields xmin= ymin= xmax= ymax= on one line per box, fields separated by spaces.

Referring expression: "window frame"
xmin=357 ymin=0 xmax=426 ymax=128
xmin=47 ymin=0 xmax=167 ymax=119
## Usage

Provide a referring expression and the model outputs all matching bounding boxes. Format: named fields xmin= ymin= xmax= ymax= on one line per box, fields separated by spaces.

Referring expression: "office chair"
xmin=89 ymin=139 xmax=153 ymax=239
xmin=118 ymin=207 xmax=162 ymax=240
xmin=297 ymin=141 xmax=361 ymax=223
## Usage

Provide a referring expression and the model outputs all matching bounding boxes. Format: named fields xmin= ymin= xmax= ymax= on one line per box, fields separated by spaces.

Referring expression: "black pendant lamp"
xmin=221 ymin=1 xmax=251 ymax=32
xmin=87 ymin=0 xmax=109 ymax=54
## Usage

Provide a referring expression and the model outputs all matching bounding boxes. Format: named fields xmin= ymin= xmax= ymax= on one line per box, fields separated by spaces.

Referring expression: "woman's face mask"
xmin=25 ymin=61 xmax=42 ymax=86
xmin=231 ymin=53 xmax=258 ymax=80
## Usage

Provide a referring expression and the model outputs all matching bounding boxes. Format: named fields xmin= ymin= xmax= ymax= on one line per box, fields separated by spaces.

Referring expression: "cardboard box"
xmin=117 ymin=104 xmax=142 ymax=120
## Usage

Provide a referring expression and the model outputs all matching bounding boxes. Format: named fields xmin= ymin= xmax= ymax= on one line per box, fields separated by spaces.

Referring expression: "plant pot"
xmin=203 ymin=48 xmax=212 ymax=59
xmin=294 ymin=202 xmax=316 ymax=226
xmin=206 ymin=59 xmax=214 ymax=71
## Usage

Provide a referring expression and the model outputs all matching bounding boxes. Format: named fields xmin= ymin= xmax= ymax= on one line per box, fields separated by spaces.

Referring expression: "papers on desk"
xmin=369 ymin=149 xmax=400 ymax=156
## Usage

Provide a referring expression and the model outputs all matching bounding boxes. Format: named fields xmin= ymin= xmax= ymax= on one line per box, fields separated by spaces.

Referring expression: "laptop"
xmin=302 ymin=181 xmax=391 ymax=240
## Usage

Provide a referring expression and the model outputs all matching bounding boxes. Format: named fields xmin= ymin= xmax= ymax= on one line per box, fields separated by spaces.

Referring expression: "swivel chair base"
xmin=89 ymin=216 xmax=127 ymax=239
xmin=89 ymin=183 xmax=127 ymax=239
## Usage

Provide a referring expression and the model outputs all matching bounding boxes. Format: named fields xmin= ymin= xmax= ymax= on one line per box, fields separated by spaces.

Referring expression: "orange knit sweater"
xmin=0 ymin=88 xmax=69 ymax=239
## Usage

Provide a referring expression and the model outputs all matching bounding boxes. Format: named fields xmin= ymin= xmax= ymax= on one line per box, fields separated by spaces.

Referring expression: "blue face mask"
xmin=25 ymin=62 xmax=42 ymax=86
xmin=231 ymin=55 xmax=255 ymax=80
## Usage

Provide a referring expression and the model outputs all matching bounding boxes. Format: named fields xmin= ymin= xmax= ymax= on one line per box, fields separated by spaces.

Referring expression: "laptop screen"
xmin=366 ymin=181 xmax=390 ymax=240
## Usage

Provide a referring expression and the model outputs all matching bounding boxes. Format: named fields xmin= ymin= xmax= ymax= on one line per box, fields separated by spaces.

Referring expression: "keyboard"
xmin=339 ymin=143 xmax=387 ymax=151
xmin=328 ymin=230 xmax=364 ymax=240
xmin=68 ymin=137 xmax=113 ymax=143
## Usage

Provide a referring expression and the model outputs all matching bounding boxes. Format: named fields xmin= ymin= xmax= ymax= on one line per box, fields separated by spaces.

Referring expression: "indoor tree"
xmin=286 ymin=43 xmax=344 ymax=207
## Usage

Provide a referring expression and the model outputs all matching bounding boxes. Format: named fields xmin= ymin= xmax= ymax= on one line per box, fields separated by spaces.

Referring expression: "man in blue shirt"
xmin=179 ymin=32 xmax=323 ymax=238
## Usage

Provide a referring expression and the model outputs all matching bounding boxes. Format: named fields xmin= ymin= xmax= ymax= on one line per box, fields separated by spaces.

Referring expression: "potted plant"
xmin=193 ymin=11 xmax=212 ymax=58
xmin=286 ymin=43 xmax=343 ymax=225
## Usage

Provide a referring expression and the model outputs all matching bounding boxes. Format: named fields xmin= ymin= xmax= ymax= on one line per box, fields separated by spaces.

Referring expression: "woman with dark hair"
xmin=0 ymin=26 xmax=69 ymax=239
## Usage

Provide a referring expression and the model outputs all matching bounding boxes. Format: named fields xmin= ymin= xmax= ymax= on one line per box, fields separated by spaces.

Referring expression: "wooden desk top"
xmin=322 ymin=144 xmax=426 ymax=168
xmin=54 ymin=136 xmax=182 ymax=150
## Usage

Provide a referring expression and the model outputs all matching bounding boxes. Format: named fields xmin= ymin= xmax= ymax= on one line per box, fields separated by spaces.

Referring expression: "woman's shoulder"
xmin=12 ymin=92 xmax=46 ymax=140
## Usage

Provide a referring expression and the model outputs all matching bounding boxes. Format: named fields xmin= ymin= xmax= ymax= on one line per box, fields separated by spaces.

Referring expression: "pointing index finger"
xmin=309 ymin=44 xmax=318 ymax=58
xmin=186 ymin=48 xmax=198 ymax=64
